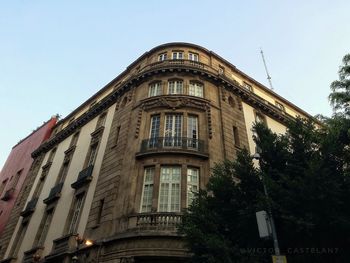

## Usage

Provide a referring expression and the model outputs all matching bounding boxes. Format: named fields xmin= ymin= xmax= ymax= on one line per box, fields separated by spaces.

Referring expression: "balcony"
xmin=128 ymin=212 xmax=183 ymax=231
xmin=136 ymin=137 xmax=208 ymax=159
xmin=47 ymin=234 xmax=77 ymax=257
xmin=71 ymin=165 xmax=94 ymax=189
xmin=23 ymin=247 xmax=44 ymax=263
xmin=1 ymin=187 xmax=15 ymax=201
xmin=43 ymin=182 xmax=63 ymax=204
xmin=20 ymin=198 xmax=38 ymax=217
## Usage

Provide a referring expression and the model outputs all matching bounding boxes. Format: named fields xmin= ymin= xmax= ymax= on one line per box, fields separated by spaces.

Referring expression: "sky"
xmin=1 ymin=0 xmax=349 ymax=169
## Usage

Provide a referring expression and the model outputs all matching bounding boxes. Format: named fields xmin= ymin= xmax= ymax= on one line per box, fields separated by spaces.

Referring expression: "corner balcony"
xmin=128 ymin=212 xmax=183 ymax=232
xmin=136 ymin=137 xmax=209 ymax=159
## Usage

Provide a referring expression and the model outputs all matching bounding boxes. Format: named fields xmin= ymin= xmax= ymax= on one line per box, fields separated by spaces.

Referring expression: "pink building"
xmin=0 ymin=117 xmax=57 ymax=235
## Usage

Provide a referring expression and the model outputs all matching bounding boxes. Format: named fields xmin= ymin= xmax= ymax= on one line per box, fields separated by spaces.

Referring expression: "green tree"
xmin=180 ymin=118 xmax=350 ymax=263
xmin=329 ymin=54 xmax=350 ymax=115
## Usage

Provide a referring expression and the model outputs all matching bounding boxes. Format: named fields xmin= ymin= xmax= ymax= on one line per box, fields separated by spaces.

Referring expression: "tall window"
xmin=187 ymin=115 xmax=198 ymax=148
xmin=56 ymin=159 xmax=70 ymax=184
xmin=70 ymin=132 xmax=80 ymax=147
xmin=159 ymin=167 xmax=181 ymax=212
xmin=35 ymin=209 xmax=54 ymax=246
xmin=189 ymin=82 xmax=204 ymax=97
xmin=233 ymin=126 xmax=240 ymax=147
xmin=0 ymin=179 xmax=8 ymax=197
xmin=68 ymin=194 xmax=85 ymax=234
xmin=158 ymin=53 xmax=167 ymax=61
xmin=148 ymin=82 xmax=162 ymax=97
xmin=10 ymin=222 xmax=28 ymax=256
xmin=187 ymin=168 xmax=199 ymax=206
xmin=188 ymin=52 xmax=199 ymax=62
xmin=172 ymin=51 xmax=183 ymax=60
xmin=168 ymin=80 xmax=183 ymax=94
xmin=47 ymin=148 xmax=56 ymax=163
xmin=87 ymin=143 xmax=98 ymax=167
xmin=149 ymin=115 xmax=160 ymax=147
xmin=164 ymin=115 xmax=182 ymax=147
xmin=140 ymin=167 xmax=154 ymax=213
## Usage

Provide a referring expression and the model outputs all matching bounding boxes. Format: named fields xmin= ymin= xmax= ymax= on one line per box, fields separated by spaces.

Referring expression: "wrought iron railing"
xmin=128 ymin=212 xmax=183 ymax=231
xmin=21 ymin=197 xmax=38 ymax=217
xmin=71 ymin=165 xmax=94 ymax=189
xmin=43 ymin=182 xmax=63 ymax=204
xmin=139 ymin=137 xmax=207 ymax=154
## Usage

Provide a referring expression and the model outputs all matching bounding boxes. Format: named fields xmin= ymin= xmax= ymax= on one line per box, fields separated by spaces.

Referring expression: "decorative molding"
xmin=32 ymin=63 xmax=297 ymax=158
xmin=206 ymin=104 xmax=213 ymax=139
xmin=141 ymin=96 xmax=208 ymax=112
xmin=135 ymin=108 xmax=142 ymax=138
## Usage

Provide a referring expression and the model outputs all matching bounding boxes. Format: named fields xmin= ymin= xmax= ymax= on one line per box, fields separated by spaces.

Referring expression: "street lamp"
xmin=253 ymin=153 xmax=281 ymax=256
xmin=72 ymin=234 xmax=94 ymax=262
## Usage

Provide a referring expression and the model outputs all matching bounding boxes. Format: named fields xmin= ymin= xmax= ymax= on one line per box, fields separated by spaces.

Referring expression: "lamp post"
xmin=253 ymin=153 xmax=281 ymax=256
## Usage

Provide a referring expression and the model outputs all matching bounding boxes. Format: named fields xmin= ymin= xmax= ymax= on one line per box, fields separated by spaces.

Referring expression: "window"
xmin=189 ymin=82 xmax=204 ymax=97
xmin=168 ymin=80 xmax=183 ymax=94
xmin=9 ymin=222 xmax=28 ymax=256
xmin=188 ymin=52 xmax=199 ymax=62
xmin=243 ymin=82 xmax=253 ymax=92
xmin=158 ymin=53 xmax=167 ymax=61
xmin=11 ymin=170 xmax=22 ymax=188
xmin=115 ymin=126 xmax=121 ymax=146
xmin=187 ymin=115 xmax=198 ymax=148
xmin=96 ymin=113 xmax=107 ymax=129
xmin=96 ymin=199 xmax=105 ymax=225
xmin=0 ymin=179 xmax=8 ymax=197
xmin=233 ymin=126 xmax=240 ymax=147
xmin=159 ymin=167 xmax=181 ymax=212
xmin=149 ymin=115 xmax=160 ymax=147
xmin=87 ymin=143 xmax=98 ymax=167
xmin=140 ymin=167 xmax=154 ymax=213
xmin=47 ymin=148 xmax=56 ymax=163
xmin=68 ymin=194 xmax=85 ymax=234
xmin=187 ymin=168 xmax=199 ymax=206
xmin=35 ymin=209 xmax=54 ymax=246
xmin=275 ymin=101 xmax=285 ymax=111
xmin=172 ymin=51 xmax=183 ymax=60
xmin=70 ymin=132 xmax=80 ymax=147
xmin=164 ymin=115 xmax=182 ymax=147
xmin=148 ymin=82 xmax=162 ymax=97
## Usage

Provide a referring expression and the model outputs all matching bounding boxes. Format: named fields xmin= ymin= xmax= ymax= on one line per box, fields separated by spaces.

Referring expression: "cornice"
xmin=32 ymin=62 xmax=299 ymax=157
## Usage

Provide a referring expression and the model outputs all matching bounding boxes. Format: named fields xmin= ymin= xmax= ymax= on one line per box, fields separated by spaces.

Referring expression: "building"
xmin=0 ymin=43 xmax=312 ymax=263
xmin=0 ymin=117 xmax=57 ymax=248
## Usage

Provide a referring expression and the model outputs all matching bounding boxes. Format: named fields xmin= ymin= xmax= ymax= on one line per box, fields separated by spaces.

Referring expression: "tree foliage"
xmin=329 ymin=54 xmax=350 ymax=115
xmin=179 ymin=117 xmax=350 ymax=263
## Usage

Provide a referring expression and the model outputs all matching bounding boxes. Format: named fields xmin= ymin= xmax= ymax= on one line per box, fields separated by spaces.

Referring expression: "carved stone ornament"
xmin=141 ymin=96 xmax=207 ymax=112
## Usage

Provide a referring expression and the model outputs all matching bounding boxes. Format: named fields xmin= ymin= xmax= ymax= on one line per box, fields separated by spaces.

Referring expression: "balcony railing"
xmin=49 ymin=234 xmax=78 ymax=256
xmin=21 ymin=197 xmax=38 ymax=217
xmin=43 ymin=182 xmax=63 ymax=204
xmin=71 ymin=165 xmax=94 ymax=189
xmin=1 ymin=187 xmax=15 ymax=201
xmin=136 ymin=137 xmax=208 ymax=158
xmin=128 ymin=212 xmax=183 ymax=231
xmin=148 ymin=59 xmax=207 ymax=71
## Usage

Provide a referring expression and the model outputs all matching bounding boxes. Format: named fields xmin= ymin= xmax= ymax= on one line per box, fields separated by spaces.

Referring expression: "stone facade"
xmin=0 ymin=43 xmax=313 ymax=263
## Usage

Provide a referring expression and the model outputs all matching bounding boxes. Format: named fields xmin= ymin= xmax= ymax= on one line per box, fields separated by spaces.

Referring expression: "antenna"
xmin=260 ymin=48 xmax=274 ymax=90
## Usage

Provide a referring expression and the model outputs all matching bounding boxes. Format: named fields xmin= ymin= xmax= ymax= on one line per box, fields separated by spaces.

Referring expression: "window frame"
xmin=158 ymin=166 xmax=181 ymax=212
xmin=188 ymin=52 xmax=199 ymax=62
xmin=148 ymin=82 xmax=162 ymax=97
xmin=172 ymin=51 xmax=184 ymax=60
xmin=167 ymin=79 xmax=184 ymax=95
xmin=158 ymin=52 xmax=167 ymax=61
xmin=188 ymin=81 xmax=204 ymax=97
xmin=140 ymin=167 xmax=155 ymax=213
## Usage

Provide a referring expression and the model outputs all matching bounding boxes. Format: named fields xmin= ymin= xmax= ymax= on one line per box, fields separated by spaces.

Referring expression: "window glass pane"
xmin=187 ymin=168 xmax=199 ymax=206
xmin=189 ymin=83 xmax=203 ymax=97
xmin=164 ymin=115 xmax=182 ymax=146
xmin=141 ymin=167 xmax=154 ymax=212
xmin=159 ymin=167 xmax=181 ymax=212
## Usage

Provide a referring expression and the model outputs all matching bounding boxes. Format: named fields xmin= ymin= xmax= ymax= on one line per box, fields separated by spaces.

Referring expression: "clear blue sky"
xmin=1 ymin=0 xmax=349 ymax=169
